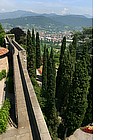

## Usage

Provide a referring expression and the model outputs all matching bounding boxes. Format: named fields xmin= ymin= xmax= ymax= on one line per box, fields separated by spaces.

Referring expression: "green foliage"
xmin=0 ymin=99 xmax=11 ymax=134
xmin=56 ymin=36 xmax=75 ymax=113
xmin=0 ymin=23 xmax=5 ymax=46
xmin=0 ymin=16 xmax=92 ymax=31
xmin=30 ymin=77 xmax=45 ymax=109
xmin=69 ymin=35 xmax=77 ymax=72
xmin=45 ymin=47 xmax=59 ymax=140
xmin=32 ymin=29 xmax=36 ymax=70
xmin=36 ymin=32 xmax=41 ymax=69
xmin=82 ymin=76 xmax=93 ymax=126
xmin=56 ymin=50 xmax=73 ymax=115
xmin=21 ymin=44 xmax=27 ymax=50
xmin=42 ymin=45 xmax=48 ymax=97
xmin=64 ymin=59 xmax=90 ymax=137
xmin=27 ymin=29 xmax=36 ymax=78
xmin=59 ymin=37 xmax=66 ymax=63
xmin=9 ymin=27 xmax=26 ymax=45
xmin=0 ymin=70 xmax=6 ymax=81
xmin=75 ymin=27 xmax=93 ymax=126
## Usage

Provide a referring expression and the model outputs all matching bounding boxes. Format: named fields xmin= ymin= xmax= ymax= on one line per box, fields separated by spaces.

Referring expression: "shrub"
xmin=0 ymin=70 xmax=6 ymax=81
xmin=0 ymin=99 xmax=11 ymax=134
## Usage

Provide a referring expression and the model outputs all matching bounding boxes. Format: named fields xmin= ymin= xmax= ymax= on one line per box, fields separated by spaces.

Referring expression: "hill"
xmin=0 ymin=10 xmax=92 ymax=20
xmin=50 ymin=15 xmax=92 ymax=27
xmin=0 ymin=15 xmax=92 ymax=31
xmin=0 ymin=10 xmax=39 ymax=20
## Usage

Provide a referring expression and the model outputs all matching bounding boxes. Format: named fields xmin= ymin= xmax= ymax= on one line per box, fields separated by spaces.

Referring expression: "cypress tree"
xmin=36 ymin=32 xmax=41 ymax=69
xmin=69 ymin=35 xmax=77 ymax=67
xmin=42 ymin=44 xmax=47 ymax=97
xmin=56 ymin=50 xmax=73 ymax=115
xmin=45 ymin=47 xmax=59 ymax=140
xmin=81 ymin=44 xmax=93 ymax=126
xmin=68 ymin=34 xmax=77 ymax=78
xmin=31 ymin=29 xmax=36 ymax=71
xmin=64 ymin=59 xmax=90 ymax=137
xmin=59 ymin=36 xmax=66 ymax=63
xmin=27 ymin=29 xmax=35 ymax=78
xmin=56 ymin=37 xmax=66 ymax=111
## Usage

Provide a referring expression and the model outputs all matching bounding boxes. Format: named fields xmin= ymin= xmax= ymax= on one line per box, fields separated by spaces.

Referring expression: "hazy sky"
xmin=0 ymin=0 xmax=93 ymax=15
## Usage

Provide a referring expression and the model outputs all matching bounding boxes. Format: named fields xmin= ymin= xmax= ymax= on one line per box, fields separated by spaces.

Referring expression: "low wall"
xmin=12 ymin=41 xmax=33 ymax=139
xmin=7 ymin=36 xmax=51 ymax=140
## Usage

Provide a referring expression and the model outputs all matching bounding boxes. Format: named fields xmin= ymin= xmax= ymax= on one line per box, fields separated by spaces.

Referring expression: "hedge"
xmin=0 ymin=70 xmax=6 ymax=81
xmin=0 ymin=99 xmax=11 ymax=134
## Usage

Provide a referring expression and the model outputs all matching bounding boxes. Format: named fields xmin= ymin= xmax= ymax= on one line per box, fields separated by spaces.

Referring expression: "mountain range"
xmin=0 ymin=10 xmax=92 ymax=20
xmin=0 ymin=10 xmax=93 ymax=31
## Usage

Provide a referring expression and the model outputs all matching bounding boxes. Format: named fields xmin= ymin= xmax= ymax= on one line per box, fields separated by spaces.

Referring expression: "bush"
xmin=0 ymin=99 xmax=11 ymax=134
xmin=0 ymin=70 xmax=6 ymax=81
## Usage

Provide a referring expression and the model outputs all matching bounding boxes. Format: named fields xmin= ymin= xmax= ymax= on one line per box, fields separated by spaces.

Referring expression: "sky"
xmin=0 ymin=0 xmax=93 ymax=16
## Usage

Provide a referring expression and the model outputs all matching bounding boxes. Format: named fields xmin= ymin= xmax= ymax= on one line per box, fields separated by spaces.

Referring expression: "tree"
xmin=56 ymin=50 xmax=73 ymax=115
xmin=32 ymin=29 xmax=36 ymax=70
xmin=59 ymin=37 xmax=66 ymax=63
xmin=56 ymin=37 xmax=66 ymax=111
xmin=70 ymin=35 xmax=77 ymax=64
xmin=74 ymin=28 xmax=93 ymax=126
xmin=69 ymin=35 xmax=77 ymax=76
xmin=10 ymin=27 xmax=26 ymax=44
xmin=81 ymin=44 xmax=93 ymax=126
xmin=27 ymin=29 xmax=36 ymax=78
xmin=64 ymin=59 xmax=90 ymax=137
xmin=42 ymin=45 xmax=47 ymax=97
xmin=0 ymin=23 xmax=5 ymax=46
xmin=45 ymin=47 xmax=59 ymax=140
xmin=36 ymin=32 xmax=41 ymax=69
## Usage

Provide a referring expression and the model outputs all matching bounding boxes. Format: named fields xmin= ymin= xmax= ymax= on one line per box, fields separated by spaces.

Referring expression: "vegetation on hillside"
xmin=9 ymin=27 xmax=26 ymax=44
xmin=23 ymin=27 xmax=93 ymax=140
xmin=27 ymin=29 xmax=36 ymax=78
xmin=0 ymin=23 xmax=5 ymax=46
xmin=0 ymin=70 xmax=6 ymax=81
xmin=0 ymin=99 xmax=11 ymax=134
xmin=0 ymin=15 xmax=92 ymax=31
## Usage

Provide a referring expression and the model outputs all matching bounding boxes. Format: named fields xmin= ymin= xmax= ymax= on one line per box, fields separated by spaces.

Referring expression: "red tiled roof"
xmin=0 ymin=47 xmax=9 ymax=56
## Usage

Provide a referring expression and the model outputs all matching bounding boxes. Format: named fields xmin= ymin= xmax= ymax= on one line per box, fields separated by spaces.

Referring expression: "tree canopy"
xmin=0 ymin=23 xmax=5 ymax=46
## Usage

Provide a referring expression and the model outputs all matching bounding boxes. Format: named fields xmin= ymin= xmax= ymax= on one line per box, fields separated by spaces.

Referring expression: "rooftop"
xmin=0 ymin=47 xmax=9 ymax=56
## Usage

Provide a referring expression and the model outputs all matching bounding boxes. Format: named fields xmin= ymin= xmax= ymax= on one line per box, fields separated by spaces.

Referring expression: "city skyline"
xmin=0 ymin=0 xmax=93 ymax=16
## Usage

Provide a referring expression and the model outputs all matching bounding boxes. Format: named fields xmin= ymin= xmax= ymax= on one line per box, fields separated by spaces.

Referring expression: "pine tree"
xmin=45 ymin=47 xmax=59 ymax=140
xmin=36 ymin=32 xmax=41 ymax=69
xmin=56 ymin=37 xmax=66 ymax=111
xmin=64 ymin=59 xmax=90 ymax=137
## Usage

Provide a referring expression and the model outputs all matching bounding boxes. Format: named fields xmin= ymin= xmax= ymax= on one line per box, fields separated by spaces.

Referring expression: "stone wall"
xmin=7 ymin=36 xmax=52 ymax=140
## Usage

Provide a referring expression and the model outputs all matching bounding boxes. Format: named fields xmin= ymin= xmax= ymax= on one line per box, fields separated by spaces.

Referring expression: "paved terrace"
xmin=0 ymin=37 xmax=51 ymax=140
